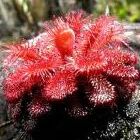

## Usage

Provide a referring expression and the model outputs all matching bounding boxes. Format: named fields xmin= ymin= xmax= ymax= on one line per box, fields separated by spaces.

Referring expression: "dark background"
xmin=0 ymin=0 xmax=140 ymax=42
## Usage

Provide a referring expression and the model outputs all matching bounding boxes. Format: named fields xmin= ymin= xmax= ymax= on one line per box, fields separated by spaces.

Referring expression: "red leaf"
xmin=74 ymin=49 xmax=107 ymax=74
xmin=106 ymin=65 xmax=139 ymax=80
xmin=104 ymin=48 xmax=138 ymax=65
xmin=4 ymin=42 xmax=41 ymax=67
xmin=42 ymin=70 xmax=77 ymax=100
xmin=28 ymin=98 xmax=51 ymax=118
xmin=86 ymin=76 xmax=116 ymax=106
xmin=65 ymin=10 xmax=90 ymax=34
xmin=44 ymin=18 xmax=75 ymax=57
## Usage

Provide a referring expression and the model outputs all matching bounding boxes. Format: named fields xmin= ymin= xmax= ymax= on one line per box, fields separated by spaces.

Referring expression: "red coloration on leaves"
xmin=65 ymin=10 xmax=90 ymax=35
xmin=3 ymin=42 xmax=41 ymax=68
xmin=55 ymin=28 xmax=75 ymax=57
xmin=43 ymin=18 xmax=75 ymax=57
xmin=86 ymin=76 xmax=116 ymax=106
xmin=74 ymin=49 xmax=107 ymax=74
xmin=2 ymin=11 xmax=139 ymax=126
xmin=28 ymin=98 xmax=51 ymax=118
xmin=106 ymin=65 xmax=139 ymax=79
xmin=42 ymin=70 xmax=77 ymax=100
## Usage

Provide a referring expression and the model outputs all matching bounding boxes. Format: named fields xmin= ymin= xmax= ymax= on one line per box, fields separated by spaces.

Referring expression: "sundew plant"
xmin=2 ymin=11 xmax=139 ymax=135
